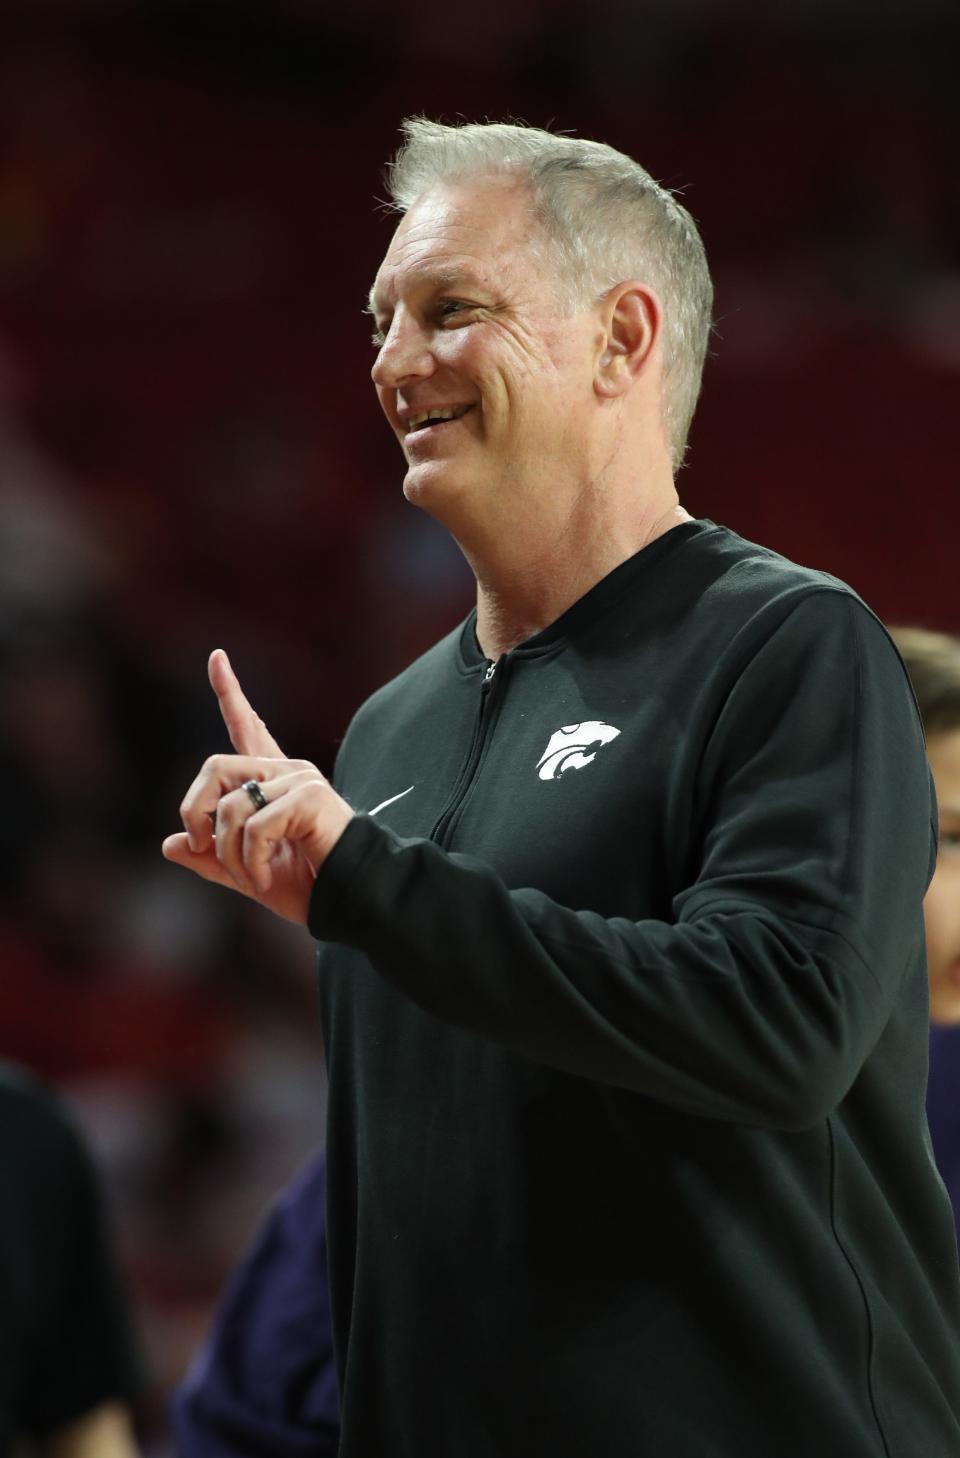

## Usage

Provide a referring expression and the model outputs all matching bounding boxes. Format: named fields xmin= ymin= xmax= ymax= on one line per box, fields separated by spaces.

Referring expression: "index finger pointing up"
xmin=208 ymin=649 xmax=285 ymax=759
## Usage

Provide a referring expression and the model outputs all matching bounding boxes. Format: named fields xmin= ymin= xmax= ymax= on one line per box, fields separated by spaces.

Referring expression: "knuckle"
xmin=215 ymin=794 xmax=237 ymax=827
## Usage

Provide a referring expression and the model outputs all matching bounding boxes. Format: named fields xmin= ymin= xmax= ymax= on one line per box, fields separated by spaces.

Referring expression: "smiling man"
xmin=165 ymin=121 xmax=960 ymax=1456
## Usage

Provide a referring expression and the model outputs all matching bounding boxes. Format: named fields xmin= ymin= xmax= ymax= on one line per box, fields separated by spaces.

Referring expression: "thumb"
xmin=208 ymin=649 xmax=285 ymax=758
xmin=162 ymin=832 xmax=255 ymax=897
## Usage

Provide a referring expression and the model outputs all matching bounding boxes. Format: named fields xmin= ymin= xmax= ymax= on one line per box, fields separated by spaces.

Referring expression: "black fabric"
xmin=309 ymin=520 xmax=960 ymax=1457
xmin=0 ymin=1061 xmax=143 ymax=1455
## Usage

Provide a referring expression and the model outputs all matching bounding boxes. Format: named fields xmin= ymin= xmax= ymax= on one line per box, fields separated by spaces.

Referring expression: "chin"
xmin=401 ymin=462 xmax=471 ymax=517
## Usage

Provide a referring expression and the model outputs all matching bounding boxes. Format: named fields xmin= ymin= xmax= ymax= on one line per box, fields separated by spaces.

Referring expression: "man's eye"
xmin=437 ymin=299 xmax=472 ymax=322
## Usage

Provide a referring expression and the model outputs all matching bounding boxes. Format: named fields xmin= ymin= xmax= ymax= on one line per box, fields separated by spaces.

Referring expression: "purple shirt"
xmin=172 ymin=1150 xmax=339 ymax=1457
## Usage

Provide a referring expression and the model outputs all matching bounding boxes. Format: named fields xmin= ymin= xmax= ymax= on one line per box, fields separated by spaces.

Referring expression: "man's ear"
xmin=594 ymin=282 xmax=661 ymax=399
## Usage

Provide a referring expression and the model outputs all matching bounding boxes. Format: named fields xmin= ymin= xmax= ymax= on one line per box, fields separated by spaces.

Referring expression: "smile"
xmin=404 ymin=404 xmax=474 ymax=436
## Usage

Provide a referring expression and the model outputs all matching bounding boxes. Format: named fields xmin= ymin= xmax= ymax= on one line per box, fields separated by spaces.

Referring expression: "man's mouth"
xmin=404 ymin=404 xmax=474 ymax=437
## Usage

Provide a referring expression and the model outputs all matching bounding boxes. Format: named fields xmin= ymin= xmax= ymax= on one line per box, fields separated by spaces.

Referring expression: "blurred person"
xmin=892 ymin=627 xmax=960 ymax=1233
xmin=0 ymin=1060 xmax=142 ymax=1458
xmin=171 ymin=1149 xmax=337 ymax=1457
xmin=163 ymin=120 xmax=960 ymax=1455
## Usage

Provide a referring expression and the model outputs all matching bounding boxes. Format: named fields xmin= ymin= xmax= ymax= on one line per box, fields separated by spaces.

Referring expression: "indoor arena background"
xmin=0 ymin=1 xmax=957 ymax=1450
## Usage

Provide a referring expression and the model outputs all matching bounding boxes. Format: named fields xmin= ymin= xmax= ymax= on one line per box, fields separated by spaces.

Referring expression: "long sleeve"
xmin=309 ymin=592 xmax=933 ymax=1130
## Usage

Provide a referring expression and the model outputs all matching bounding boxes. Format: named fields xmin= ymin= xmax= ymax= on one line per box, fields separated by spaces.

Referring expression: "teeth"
xmin=407 ymin=406 xmax=464 ymax=430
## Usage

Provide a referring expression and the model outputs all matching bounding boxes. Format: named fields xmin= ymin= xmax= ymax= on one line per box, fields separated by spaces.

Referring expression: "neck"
xmin=470 ymin=494 xmax=691 ymax=661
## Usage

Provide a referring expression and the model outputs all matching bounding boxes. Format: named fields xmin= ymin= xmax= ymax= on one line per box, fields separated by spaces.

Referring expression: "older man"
xmin=164 ymin=121 xmax=960 ymax=1456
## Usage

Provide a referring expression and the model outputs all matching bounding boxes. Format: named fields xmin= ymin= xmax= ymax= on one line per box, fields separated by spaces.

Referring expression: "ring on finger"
xmin=242 ymin=779 xmax=269 ymax=812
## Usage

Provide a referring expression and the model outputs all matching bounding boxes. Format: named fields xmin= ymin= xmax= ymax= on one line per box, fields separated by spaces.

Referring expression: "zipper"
xmin=430 ymin=658 xmax=503 ymax=846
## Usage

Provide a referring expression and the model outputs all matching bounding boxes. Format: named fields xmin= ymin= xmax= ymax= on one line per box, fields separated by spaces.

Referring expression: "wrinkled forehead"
xmin=369 ymin=179 xmax=548 ymax=313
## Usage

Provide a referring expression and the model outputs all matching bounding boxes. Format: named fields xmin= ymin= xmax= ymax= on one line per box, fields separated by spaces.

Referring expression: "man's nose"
xmin=371 ymin=316 xmax=435 ymax=389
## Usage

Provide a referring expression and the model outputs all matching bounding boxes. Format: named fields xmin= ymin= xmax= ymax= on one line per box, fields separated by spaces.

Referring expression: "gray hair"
xmin=386 ymin=118 xmax=714 ymax=473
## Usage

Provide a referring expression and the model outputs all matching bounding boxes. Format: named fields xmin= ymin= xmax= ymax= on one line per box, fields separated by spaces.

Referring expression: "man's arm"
xmin=164 ymin=597 xmax=933 ymax=1129
xmin=306 ymin=593 xmax=933 ymax=1128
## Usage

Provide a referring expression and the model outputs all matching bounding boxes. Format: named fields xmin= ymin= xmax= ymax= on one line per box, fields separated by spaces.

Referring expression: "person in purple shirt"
xmin=893 ymin=628 xmax=960 ymax=1240
xmin=172 ymin=1149 xmax=339 ymax=1456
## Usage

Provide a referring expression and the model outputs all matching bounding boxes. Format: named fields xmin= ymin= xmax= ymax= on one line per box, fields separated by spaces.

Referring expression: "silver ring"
xmin=241 ymin=779 xmax=268 ymax=812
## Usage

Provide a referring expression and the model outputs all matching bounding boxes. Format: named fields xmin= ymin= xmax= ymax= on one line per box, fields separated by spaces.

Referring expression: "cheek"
xmin=429 ymin=335 xmax=499 ymax=405
xmin=482 ymin=318 xmax=572 ymax=391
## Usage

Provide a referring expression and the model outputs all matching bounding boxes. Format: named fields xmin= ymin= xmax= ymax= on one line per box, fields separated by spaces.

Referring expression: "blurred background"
xmin=0 ymin=0 xmax=956 ymax=1449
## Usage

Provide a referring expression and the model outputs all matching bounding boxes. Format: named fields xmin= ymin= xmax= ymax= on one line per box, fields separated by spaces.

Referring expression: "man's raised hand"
xmin=161 ymin=652 xmax=354 ymax=925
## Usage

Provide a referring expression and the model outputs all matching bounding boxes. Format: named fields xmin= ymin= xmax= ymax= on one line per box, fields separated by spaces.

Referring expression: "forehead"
xmin=370 ymin=178 xmax=547 ymax=312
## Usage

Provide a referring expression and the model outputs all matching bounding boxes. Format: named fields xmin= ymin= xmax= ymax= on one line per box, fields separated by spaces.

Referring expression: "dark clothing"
xmin=309 ymin=520 xmax=960 ymax=1457
xmin=0 ymin=1061 xmax=142 ymax=1457
xmin=928 ymin=1025 xmax=960 ymax=1245
xmin=172 ymin=1150 xmax=339 ymax=1457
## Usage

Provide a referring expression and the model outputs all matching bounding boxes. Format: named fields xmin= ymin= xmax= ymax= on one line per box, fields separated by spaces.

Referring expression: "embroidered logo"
xmin=536 ymin=722 xmax=621 ymax=781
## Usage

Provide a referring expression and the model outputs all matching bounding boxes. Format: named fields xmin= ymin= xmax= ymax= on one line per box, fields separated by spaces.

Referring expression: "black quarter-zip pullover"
xmin=309 ymin=519 xmax=960 ymax=1457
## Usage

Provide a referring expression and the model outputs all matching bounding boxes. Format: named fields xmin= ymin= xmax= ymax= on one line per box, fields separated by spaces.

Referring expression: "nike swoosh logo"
xmin=369 ymin=785 xmax=415 ymax=817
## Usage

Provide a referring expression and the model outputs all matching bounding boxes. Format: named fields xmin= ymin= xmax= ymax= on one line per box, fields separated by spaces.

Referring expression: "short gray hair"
xmin=386 ymin=118 xmax=714 ymax=473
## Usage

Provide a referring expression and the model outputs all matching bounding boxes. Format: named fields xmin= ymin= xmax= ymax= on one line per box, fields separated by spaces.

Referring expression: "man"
xmin=164 ymin=120 xmax=960 ymax=1455
xmin=0 ymin=1061 xmax=142 ymax=1458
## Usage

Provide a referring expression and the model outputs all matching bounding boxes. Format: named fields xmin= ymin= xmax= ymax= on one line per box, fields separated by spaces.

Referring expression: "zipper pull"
xmin=483 ymin=660 xmax=496 ymax=686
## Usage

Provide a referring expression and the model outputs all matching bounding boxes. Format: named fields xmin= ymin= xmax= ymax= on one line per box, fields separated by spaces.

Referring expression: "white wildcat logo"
xmin=536 ymin=721 xmax=621 ymax=781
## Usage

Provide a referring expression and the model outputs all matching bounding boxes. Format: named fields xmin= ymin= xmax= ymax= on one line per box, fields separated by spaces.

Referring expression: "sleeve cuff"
xmin=308 ymin=814 xmax=394 ymax=942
